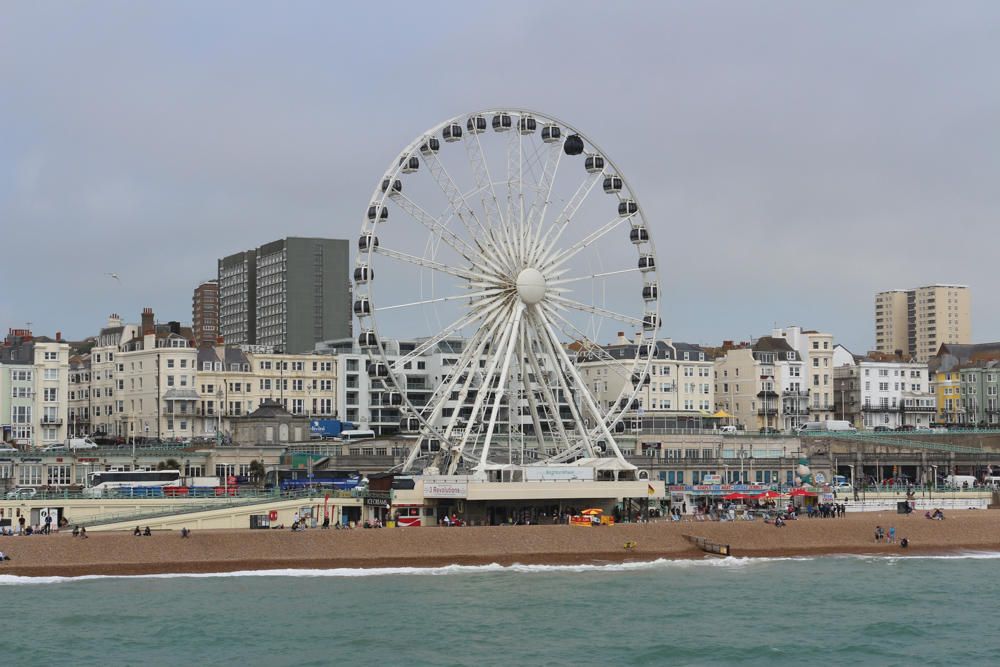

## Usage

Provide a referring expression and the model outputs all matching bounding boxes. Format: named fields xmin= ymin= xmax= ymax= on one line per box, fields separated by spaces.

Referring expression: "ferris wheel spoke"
xmin=545 ymin=294 xmax=644 ymax=327
xmin=506 ymin=127 xmax=526 ymax=263
xmin=542 ymin=216 xmax=631 ymax=274
xmin=387 ymin=191 xmax=481 ymax=265
xmin=464 ymin=130 xmax=520 ymax=271
xmin=547 ymin=267 xmax=642 ymax=287
xmin=540 ymin=305 xmax=638 ymax=382
xmin=419 ymin=150 xmax=494 ymax=249
xmin=533 ymin=307 xmax=631 ymax=462
xmin=373 ymin=246 xmax=485 ymax=283
xmin=376 ymin=292 xmax=500 ymax=312
xmin=530 ymin=170 xmax=603 ymax=268
xmin=389 ymin=309 xmax=488 ymax=372
xmin=524 ymin=140 xmax=564 ymax=262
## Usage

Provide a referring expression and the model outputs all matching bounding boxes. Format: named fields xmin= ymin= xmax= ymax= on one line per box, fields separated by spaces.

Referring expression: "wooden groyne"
xmin=682 ymin=534 xmax=731 ymax=557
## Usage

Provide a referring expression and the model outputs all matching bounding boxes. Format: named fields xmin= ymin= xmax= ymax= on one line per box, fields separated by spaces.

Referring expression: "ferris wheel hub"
xmin=515 ymin=267 xmax=547 ymax=304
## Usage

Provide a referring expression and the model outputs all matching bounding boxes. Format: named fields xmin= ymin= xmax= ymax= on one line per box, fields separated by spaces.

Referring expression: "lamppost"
xmin=216 ymin=388 xmax=224 ymax=448
xmin=931 ymin=465 xmax=937 ymax=503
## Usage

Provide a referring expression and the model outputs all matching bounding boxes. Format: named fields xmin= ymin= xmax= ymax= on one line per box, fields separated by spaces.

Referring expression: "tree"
xmin=158 ymin=458 xmax=182 ymax=471
xmin=248 ymin=459 xmax=266 ymax=487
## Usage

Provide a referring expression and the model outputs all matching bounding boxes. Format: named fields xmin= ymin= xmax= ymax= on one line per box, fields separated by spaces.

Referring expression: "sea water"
xmin=2 ymin=554 xmax=999 ymax=666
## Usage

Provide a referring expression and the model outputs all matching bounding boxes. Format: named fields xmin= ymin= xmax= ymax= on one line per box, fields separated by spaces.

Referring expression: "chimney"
xmin=141 ymin=308 xmax=154 ymax=335
xmin=108 ymin=313 xmax=121 ymax=328
xmin=56 ymin=331 xmax=61 ymax=341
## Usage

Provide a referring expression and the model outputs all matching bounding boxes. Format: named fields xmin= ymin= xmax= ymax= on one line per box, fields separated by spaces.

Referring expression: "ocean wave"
xmin=2 ymin=550 xmax=997 ymax=584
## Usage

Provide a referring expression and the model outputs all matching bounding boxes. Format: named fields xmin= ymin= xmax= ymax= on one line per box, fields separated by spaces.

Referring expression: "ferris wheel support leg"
xmin=519 ymin=321 xmax=547 ymax=453
xmin=447 ymin=303 xmax=520 ymax=475
xmin=522 ymin=322 xmax=573 ymax=452
xmin=477 ymin=303 xmax=525 ymax=472
xmin=536 ymin=309 xmax=631 ymax=464
xmin=526 ymin=308 xmax=596 ymax=458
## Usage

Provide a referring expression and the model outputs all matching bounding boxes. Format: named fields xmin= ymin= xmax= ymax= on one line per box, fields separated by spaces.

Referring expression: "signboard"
xmin=523 ymin=466 xmax=595 ymax=482
xmin=364 ymin=497 xmax=390 ymax=507
xmin=570 ymin=516 xmax=594 ymax=527
xmin=424 ymin=483 xmax=467 ymax=498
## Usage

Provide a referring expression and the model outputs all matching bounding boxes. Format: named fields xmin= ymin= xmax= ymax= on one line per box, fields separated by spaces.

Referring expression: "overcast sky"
xmin=2 ymin=2 xmax=997 ymax=355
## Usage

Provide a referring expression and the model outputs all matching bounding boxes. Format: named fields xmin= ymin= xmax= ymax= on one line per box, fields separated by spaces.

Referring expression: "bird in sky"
xmin=104 ymin=272 xmax=121 ymax=286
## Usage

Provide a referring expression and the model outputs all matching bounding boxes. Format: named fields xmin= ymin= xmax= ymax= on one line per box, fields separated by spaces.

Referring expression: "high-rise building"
xmin=875 ymin=285 xmax=970 ymax=363
xmin=218 ymin=237 xmax=351 ymax=354
xmin=192 ymin=279 xmax=220 ymax=347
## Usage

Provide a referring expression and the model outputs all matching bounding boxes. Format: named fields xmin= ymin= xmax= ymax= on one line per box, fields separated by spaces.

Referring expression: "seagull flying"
xmin=104 ymin=272 xmax=121 ymax=286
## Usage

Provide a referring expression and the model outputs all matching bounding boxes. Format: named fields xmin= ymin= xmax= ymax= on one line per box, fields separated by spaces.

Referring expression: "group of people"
xmin=441 ymin=514 xmax=464 ymax=527
xmin=806 ymin=503 xmax=846 ymax=518
xmin=3 ymin=514 xmax=72 ymax=536
xmin=926 ymin=509 xmax=946 ymax=520
xmin=70 ymin=525 xmax=88 ymax=538
xmin=133 ymin=526 xmax=152 ymax=536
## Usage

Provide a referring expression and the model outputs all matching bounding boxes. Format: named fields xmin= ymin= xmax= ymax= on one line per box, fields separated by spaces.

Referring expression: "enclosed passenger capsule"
xmin=642 ymin=314 xmax=661 ymax=331
xmin=353 ymin=298 xmax=372 ymax=316
xmin=421 ymin=439 xmax=442 ymax=453
xmin=443 ymin=123 xmax=463 ymax=142
xmin=400 ymin=415 xmax=421 ymax=433
xmin=603 ymin=174 xmax=623 ymax=194
xmin=367 ymin=204 xmax=388 ymax=222
xmin=518 ymin=115 xmax=536 ymax=134
xmin=613 ymin=421 xmax=627 ymax=434
xmin=563 ymin=134 xmax=584 ymax=155
xmin=358 ymin=233 xmax=379 ymax=252
xmin=618 ymin=398 xmax=640 ymax=410
xmin=400 ymin=156 xmax=420 ymax=174
xmin=631 ymin=372 xmax=650 ymax=386
xmin=492 ymin=112 xmax=512 ymax=131
xmin=618 ymin=199 xmax=638 ymax=216
xmin=637 ymin=343 xmax=655 ymax=359
xmin=467 ymin=114 xmax=487 ymax=134
xmin=584 ymin=153 xmax=605 ymax=174
xmin=381 ymin=391 xmax=403 ymax=407
xmin=381 ymin=179 xmax=402 ymax=194
xmin=358 ymin=330 xmax=378 ymax=349
xmin=353 ymin=266 xmax=374 ymax=283
xmin=642 ymin=284 xmax=658 ymax=301
xmin=629 ymin=226 xmax=649 ymax=244
xmin=541 ymin=123 xmax=561 ymax=143
xmin=368 ymin=362 xmax=389 ymax=379
xmin=637 ymin=253 xmax=655 ymax=272
xmin=419 ymin=137 xmax=440 ymax=156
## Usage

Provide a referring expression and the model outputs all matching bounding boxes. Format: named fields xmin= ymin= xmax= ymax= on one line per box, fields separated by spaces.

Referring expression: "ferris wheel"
xmin=353 ymin=109 xmax=661 ymax=476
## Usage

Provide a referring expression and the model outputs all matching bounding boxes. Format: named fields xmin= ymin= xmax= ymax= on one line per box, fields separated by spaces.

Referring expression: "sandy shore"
xmin=1 ymin=510 xmax=998 ymax=577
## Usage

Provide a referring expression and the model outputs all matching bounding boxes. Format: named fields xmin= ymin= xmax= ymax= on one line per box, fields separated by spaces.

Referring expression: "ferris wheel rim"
xmin=354 ymin=108 xmax=661 ymax=471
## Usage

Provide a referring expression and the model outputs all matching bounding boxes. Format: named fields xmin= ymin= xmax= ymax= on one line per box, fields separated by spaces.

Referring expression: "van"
xmin=339 ymin=429 xmax=376 ymax=443
xmin=66 ymin=438 xmax=99 ymax=450
xmin=944 ymin=475 xmax=978 ymax=489
xmin=719 ymin=425 xmax=738 ymax=435
xmin=795 ymin=421 xmax=857 ymax=434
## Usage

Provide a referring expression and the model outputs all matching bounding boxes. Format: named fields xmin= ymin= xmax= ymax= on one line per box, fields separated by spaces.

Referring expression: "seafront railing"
xmin=66 ymin=488 xmax=367 ymax=527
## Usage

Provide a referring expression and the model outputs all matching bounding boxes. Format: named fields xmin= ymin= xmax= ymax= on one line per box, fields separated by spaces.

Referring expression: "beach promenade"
xmin=1 ymin=510 xmax=998 ymax=577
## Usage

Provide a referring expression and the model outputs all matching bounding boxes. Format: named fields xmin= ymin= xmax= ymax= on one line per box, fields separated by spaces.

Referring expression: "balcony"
xmin=901 ymin=405 xmax=936 ymax=413
xmin=41 ymin=417 xmax=64 ymax=425
xmin=860 ymin=404 xmax=901 ymax=412
xmin=757 ymin=407 xmax=778 ymax=416
xmin=162 ymin=408 xmax=194 ymax=416
xmin=781 ymin=389 xmax=809 ymax=397
xmin=782 ymin=408 xmax=809 ymax=416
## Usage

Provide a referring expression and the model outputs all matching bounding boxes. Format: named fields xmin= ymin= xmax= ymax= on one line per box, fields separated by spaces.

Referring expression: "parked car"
xmin=0 ymin=444 xmax=18 ymax=453
xmin=895 ymin=425 xmax=915 ymax=432
xmin=5 ymin=487 xmax=37 ymax=500
xmin=873 ymin=426 xmax=892 ymax=432
xmin=759 ymin=427 xmax=781 ymax=435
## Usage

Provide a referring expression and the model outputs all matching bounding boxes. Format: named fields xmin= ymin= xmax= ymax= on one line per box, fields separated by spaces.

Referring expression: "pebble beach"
xmin=2 ymin=510 xmax=998 ymax=578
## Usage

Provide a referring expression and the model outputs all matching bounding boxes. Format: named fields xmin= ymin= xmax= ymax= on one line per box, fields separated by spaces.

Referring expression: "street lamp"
xmin=216 ymin=388 xmax=224 ymax=447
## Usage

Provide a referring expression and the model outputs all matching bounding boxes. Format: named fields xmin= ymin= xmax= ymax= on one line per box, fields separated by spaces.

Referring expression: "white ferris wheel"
xmin=353 ymin=109 xmax=661 ymax=476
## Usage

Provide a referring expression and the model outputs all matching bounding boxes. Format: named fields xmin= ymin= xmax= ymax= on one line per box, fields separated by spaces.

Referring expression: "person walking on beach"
xmin=875 ymin=526 xmax=881 ymax=543
xmin=888 ymin=526 xmax=895 ymax=543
